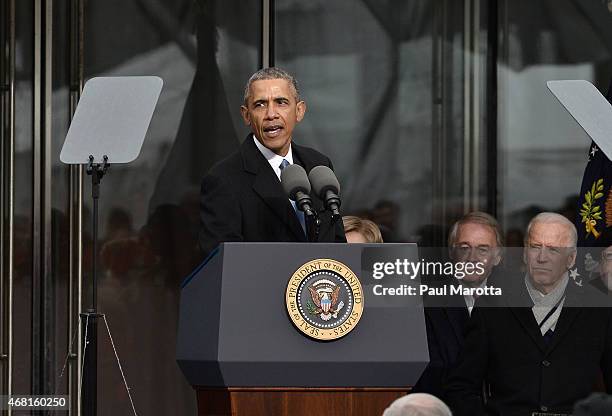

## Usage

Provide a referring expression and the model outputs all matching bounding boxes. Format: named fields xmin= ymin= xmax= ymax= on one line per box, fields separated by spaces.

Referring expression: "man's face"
xmin=451 ymin=222 xmax=501 ymax=285
xmin=523 ymin=221 xmax=576 ymax=294
xmin=600 ymin=247 xmax=612 ymax=292
xmin=240 ymin=78 xmax=306 ymax=156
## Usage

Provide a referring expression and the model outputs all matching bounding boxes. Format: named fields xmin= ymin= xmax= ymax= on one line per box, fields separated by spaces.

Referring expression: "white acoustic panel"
xmin=547 ymin=80 xmax=612 ymax=159
xmin=60 ymin=76 xmax=163 ymax=164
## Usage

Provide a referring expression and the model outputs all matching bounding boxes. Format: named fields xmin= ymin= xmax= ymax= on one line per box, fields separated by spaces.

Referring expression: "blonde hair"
xmin=342 ymin=216 xmax=383 ymax=243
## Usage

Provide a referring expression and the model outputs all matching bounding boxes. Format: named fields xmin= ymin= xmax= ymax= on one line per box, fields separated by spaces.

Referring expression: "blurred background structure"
xmin=2 ymin=0 xmax=612 ymax=414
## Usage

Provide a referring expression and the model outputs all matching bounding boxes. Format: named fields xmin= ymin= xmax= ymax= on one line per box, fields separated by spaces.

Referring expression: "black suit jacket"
xmin=414 ymin=272 xmax=503 ymax=398
xmin=413 ymin=293 xmax=469 ymax=399
xmin=446 ymin=277 xmax=612 ymax=416
xmin=198 ymin=136 xmax=346 ymax=257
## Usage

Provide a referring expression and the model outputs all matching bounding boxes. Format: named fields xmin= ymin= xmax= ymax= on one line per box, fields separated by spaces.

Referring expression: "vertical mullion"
xmin=432 ymin=0 xmax=441 ymax=227
xmin=68 ymin=0 xmax=84 ymax=414
xmin=32 ymin=0 xmax=53 ymax=395
xmin=269 ymin=0 xmax=274 ymax=67
xmin=463 ymin=0 xmax=472 ymax=213
xmin=471 ymin=0 xmax=481 ymax=212
xmin=486 ymin=0 xmax=498 ymax=217
xmin=261 ymin=0 xmax=274 ymax=68
xmin=42 ymin=0 xmax=53 ymax=394
xmin=7 ymin=0 xmax=15 ymax=404
xmin=32 ymin=0 xmax=43 ymax=395
xmin=1 ymin=0 xmax=16 ymax=409
xmin=497 ymin=0 xmax=508 ymax=223
xmin=463 ymin=0 xmax=482 ymax=213
xmin=261 ymin=0 xmax=270 ymax=68
xmin=432 ymin=0 xmax=450 ymax=244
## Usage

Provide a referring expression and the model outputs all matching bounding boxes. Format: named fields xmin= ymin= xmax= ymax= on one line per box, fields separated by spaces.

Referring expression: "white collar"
xmin=460 ymin=277 xmax=488 ymax=315
xmin=252 ymin=135 xmax=294 ymax=180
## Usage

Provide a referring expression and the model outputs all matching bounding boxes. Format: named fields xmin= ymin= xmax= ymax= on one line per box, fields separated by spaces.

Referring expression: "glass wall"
xmin=4 ymin=0 xmax=612 ymax=413
xmin=12 ymin=0 xmax=34 ymax=398
xmin=274 ymin=0 xmax=612 ymax=244
xmin=81 ymin=1 xmax=260 ymax=414
xmin=274 ymin=0 xmax=485 ymax=244
xmin=498 ymin=0 xmax=612 ymax=240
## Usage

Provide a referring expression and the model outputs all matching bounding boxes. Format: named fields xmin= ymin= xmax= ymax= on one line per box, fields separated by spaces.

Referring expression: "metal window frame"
xmin=264 ymin=0 xmax=500 ymax=235
xmin=4 ymin=0 xmax=501 ymax=413
xmin=485 ymin=0 xmax=498 ymax=217
xmin=463 ymin=0 xmax=499 ymax=216
xmin=32 ymin=0 xmax=54 ymax=396
xmin=463 ymin=0 xmax=481 ymax=213
xmin=0 ymin=0 xmax=16 ymax=410
xmin=33 ymin=0 xmax=84 ymax=410
xmin=68 ymin=0 xmax=84 ymax=414
xmin=433 ymin=0 xmax=498 ymax=238
xmin=261 ymin=0 xmax=273 ymax=68
xmin=432 ymin=0 xmax=451 ymax=236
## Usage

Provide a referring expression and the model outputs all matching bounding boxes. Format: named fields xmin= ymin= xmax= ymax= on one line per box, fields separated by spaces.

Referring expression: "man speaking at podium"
xmin=198 ymin=68 xmax=346 ymax=258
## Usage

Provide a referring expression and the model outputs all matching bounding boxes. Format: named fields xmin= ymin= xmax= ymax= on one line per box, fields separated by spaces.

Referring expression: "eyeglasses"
xmin=452 ymin=244 xmax=494 ymax=258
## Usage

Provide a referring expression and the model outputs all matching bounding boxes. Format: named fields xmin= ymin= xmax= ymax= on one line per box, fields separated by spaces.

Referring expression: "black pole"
xmin=91 ymin=161 xmax=99 ymax=311
xmin=486 ymin=0 xmax=499 ymax=218
xmin=80 ymin=314 xmax=97 ymax=415
xmin=82 ymin=155 xmax=109 ymax=416
xmin=305 ymin=213 xmax=321 ymax=243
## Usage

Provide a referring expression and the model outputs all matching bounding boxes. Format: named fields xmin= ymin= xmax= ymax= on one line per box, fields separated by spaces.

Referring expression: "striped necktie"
xmin=279 ymin=159 xmax=306 ymax=234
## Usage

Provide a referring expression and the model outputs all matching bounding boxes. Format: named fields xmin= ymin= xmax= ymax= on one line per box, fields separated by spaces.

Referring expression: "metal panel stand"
xmin=60 ymin=76 xmax=162 ymax=415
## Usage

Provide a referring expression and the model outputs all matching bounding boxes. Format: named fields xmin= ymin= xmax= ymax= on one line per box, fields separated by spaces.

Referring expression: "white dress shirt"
xmin=252 ymin=134 xmax=294 ymax=180
xmin=252 ymin=135 xmax=306 ymax=234
xmin=462 ymin=278 xmax=488 ymax=315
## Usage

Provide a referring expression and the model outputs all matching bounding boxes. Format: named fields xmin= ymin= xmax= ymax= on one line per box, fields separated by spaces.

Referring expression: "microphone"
xmin=280 ymin=164 xmax=315 ymax=216
xmin=308 ymin=165 xmax=341 ymax=219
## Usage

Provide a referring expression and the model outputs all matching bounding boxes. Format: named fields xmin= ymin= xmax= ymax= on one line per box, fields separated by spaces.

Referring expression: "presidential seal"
xmin=285 ymin=259 xmax=363 ymax=341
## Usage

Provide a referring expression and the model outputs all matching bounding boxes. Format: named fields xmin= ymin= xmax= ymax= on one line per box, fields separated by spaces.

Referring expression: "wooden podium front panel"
xmin=196 ymin=387 xmax=410 ymax=416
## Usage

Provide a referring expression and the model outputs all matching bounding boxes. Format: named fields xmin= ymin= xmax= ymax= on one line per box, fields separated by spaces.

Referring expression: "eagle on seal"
xmin=308 ymin=285 xmax=343 ymax=321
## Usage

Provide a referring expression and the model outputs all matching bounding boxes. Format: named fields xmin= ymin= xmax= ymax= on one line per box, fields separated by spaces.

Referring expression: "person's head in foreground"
xmin=240 ymin=67 xmax=306 ymax=157
xmin=342 ymin=215 xmax=383 ymax=243
xmin=448 ymin=211 xmax=503 ymax=285
xmin=523 ymin=212 xmax=577 ymax=294
xmin=573 ymin=393 xmax=612 ymax=416
xmin=599 ymin=246 xmax=612 ymax=292
xmin=382 ymin=393 xmax=452 ymax=416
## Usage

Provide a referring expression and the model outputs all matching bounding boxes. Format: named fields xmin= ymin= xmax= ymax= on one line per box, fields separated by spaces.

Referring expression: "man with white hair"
xmin=446 ymin=212 xmax=612 ymax=416
xmin=382 ymin=393 xmax=452 ymax=416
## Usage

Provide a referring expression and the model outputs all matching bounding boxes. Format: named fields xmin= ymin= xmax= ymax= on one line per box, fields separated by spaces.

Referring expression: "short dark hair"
xmin=243 ymin=67 xmax=301 ymax=104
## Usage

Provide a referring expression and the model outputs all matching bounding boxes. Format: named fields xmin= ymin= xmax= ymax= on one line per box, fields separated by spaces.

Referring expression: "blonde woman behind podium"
xmin=342 ymin=215 xmax=383 ymax=243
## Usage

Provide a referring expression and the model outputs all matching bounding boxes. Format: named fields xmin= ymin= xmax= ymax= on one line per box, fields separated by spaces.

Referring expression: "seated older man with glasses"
xmin=413 ymin=211 xmax=503 ymax=399
xmin=446 ymin=212 xmax=612 ymax=416
xmin=448 ymin=213 xmax=504 ymax=314
xmin=594 ymin=247 xmax=612 ymax=294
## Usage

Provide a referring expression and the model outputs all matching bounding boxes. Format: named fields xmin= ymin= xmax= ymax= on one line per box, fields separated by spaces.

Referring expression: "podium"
xmin=177 ymin=243 xmax=429 ymax=416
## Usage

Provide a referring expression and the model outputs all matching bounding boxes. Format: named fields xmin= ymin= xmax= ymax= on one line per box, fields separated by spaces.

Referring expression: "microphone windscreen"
xmin=308 ymin=165 xmax=340 ymax=198
xmin=280 ymin=164 xmax=311 ymax=199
